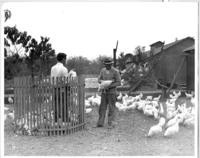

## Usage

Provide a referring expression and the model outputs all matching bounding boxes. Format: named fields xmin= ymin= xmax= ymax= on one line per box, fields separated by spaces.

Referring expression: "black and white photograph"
xmin=1 ymin=1 xmax=199 ymax=157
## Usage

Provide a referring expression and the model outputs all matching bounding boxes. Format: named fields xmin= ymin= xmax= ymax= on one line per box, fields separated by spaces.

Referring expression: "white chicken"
xmin=85 ymin=100 xmax=91 ymax=108
xmin=127 ymin=102 xmax=137 ymax=110
xmin=143 ymin=108 xmax=154 ymax=116
xmin=153 ymin=108 xmax=159 ymax=119
xmin=115 ymin=102 xmax=128 ymax=111
xmin=183 ymin=116 xmax=194 ymax=127
xmin=147 ymin=117 xmax=166 ymax=137
xmin=147 ymin=124 xmax=162 ymax=137
xmin=117 ymin=92 xmax=123 ymax=100
xmin=85 ymin=108 xmax=92 ymax=114
xmin=173 ymin=90 xmax=181 ymax=97
xmin=152 ymin=100 xmax=159 ymax=108
xmin=190 ymin=97 xmax=195 ymax=107
xmin=8 ymin=97 xmax=14 ymax=104
xmin=92 ymin=97 xmax=101 ymax=106
xmin=137 ymin=101 xmax=146 ymax=111
xmin=166 ymin=115 xmax=180 ymax=128
xmin=7 ymin=112 xmax=14 ymax=120
xmin=122 ymin=93 xmax=129 ymax=102
xmin=4 ymin=107 xmax=9 ymax=111
xmin=169 ymin=91 xmax=180 ymax=100
xmin=185 ymin=92 xmax=194 ymax=99
xmin=169 ymin=93 xmax=177 ymax=99
xmin=135 ymin=93 xmax=143 ymax=101
xmin=153 ymin=95 xmax=161 ymax=102
xmin=146 ymin=96 xmax=153 ymax=101
xmin=166 ymin=110 xmax=177 ymax=120
xmin=4 ymin=114 xmax=7 ymax=121
xmin=87 ymin=96 xmax=95 ymax=103
xmin=164 ymin=117 xmax=182 ymax=137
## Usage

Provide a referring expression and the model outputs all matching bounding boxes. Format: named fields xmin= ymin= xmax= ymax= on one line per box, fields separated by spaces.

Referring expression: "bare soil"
xmin=4 ymin=101 xmax=195 ymax=156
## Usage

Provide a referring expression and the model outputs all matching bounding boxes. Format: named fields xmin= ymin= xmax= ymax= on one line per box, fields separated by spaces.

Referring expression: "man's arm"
xmin=107 ymin=70 xmax=121 ymax=89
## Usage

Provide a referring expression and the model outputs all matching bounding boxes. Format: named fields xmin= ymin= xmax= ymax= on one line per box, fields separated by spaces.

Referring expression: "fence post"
xmin=78 ymin=75 xmax=85 ymax=129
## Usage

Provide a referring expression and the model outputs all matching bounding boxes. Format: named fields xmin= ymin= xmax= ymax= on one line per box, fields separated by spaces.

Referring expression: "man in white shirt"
xmin=50 ymin=53 xmax=69 ymax=123
xmin=51 ymin=53 xmax=68 ymax=82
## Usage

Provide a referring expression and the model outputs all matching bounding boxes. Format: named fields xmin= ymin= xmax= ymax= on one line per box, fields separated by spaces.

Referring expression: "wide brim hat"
xmin=103 ymin=58 xmax=113 ymax=65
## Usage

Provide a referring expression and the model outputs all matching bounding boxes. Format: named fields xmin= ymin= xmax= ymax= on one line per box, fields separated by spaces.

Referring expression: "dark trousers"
xmin=54 ymin=87 xmax=70 ymax=122
xmin=97 ymin=92 xmax=117 ymax=126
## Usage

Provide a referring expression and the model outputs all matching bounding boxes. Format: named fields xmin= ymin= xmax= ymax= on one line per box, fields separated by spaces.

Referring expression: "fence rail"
xmin=14 ymin=76 xmax=85 ymax=136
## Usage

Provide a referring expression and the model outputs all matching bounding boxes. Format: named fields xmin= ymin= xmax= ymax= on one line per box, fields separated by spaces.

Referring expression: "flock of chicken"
xmin=84 ymin=90 xmax=195 ymax=137
xmin=5 ymin=90 xmax=195 ymax=137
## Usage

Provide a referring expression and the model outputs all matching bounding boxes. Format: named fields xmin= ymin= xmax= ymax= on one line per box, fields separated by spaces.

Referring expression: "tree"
xmin=24 ymin=36 xmax=56 ymax=77
xmin=117 ymin=52 xmax=126 ymax=71
xmin=4 ymin=26 xmax=56 ymax=78
xmin=67 ymin=56 xmax=91 ymax=75
xmin=134 ymin=45 xmax=146 ymax=62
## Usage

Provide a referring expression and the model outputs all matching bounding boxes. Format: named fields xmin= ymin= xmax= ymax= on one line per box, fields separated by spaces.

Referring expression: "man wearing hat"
xmin=97 ymin=58 xmax=121 ymax=128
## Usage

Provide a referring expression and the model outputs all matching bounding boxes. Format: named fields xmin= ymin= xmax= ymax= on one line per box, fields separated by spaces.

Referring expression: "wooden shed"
xmin=153 ymin=37 xmax=194 ymax=90
xmin=183 ymin=45 xmax=195 ymax=91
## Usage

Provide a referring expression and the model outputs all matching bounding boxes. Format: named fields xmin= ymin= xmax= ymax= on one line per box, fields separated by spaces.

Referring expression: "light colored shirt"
xmin=50 ymin=62 xmax=68 ymax=83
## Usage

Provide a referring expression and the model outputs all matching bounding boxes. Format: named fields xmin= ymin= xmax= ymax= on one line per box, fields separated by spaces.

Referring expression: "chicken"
xmin=185 ymin=92 xmax=194 ymax=99
xmin=146 ymin=96 xmax=153 ymax=101
xmin=183 ymin=117 xmax=194 ymax=127
xmin=147 ymin=124 xmax=162 ymax=137
xmin=127 ymin=102 xmax=137 ymax=110
xmin=158 ymin=117 xmax=166 ymax=127
xmin=169 ymin=93 xmax=178 ymax=100
xmin=85 ymin=108 xmax=92 ymax=114
xmin=147 ymin=117 xmax=165 ymax=137
xmin=173 ymin=90 xmax=181 ymax=97
xmin=190 ymin=97 xmax=195 ymax=107
xmin=92 ymin=97 xmax=101 ymax=106
xmin=122 ymin=93 xmax=129 ymax=102
xmin=87 ymin=96 xmax=94 ymax=103
xmin=4 ymin=107 xmax=9 ymax=111
xmin=7 ymin=112 xmax=14 ymax=120
xmin=8 ymin=97 xmax=14 ymax=104
xmin=152 ymin=100 xmax=159 ymax=108
xmin=164 ymin=117 xmax=182 ymax=137
xmin=4 ymin=114 xmax=7 ymax=121
xmin=135 ymin=93 xmax=143 ymax=101
xmin=85 ymin=100 xmax=91 ymax=108
xmin=166 ymin=115 xmax=179 ymax=128
xmin=117 ymin=92 xmax=123 ymax=101
xmin=115 ymin=102 xmax=128 ymax=112
xmin=153 ymin=95 xmax=161 ymax=102
xmin=137 ymin=101 xmax=146 ymax=111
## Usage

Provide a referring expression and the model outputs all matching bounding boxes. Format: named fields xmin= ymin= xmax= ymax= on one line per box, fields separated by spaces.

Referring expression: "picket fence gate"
xmin=14 ymin=76 xmax=85 ymax=136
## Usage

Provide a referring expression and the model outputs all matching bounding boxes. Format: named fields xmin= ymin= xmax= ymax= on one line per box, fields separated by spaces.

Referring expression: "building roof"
xmin=147 ymin=36 xmax=194 ymax=55
xmin=183 ymin=45 xmax=194 ymax=52
xmin=150 ymin=41 xmax=164 ymax=47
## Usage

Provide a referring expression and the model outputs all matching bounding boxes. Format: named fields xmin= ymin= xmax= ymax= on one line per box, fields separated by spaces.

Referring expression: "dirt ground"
xmin=4 ymin=100 xmax=195 ymax=156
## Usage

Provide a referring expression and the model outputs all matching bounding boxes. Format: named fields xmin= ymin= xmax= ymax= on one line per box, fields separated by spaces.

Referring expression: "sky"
xmin=2 ymin=2 xmax=198 ymax=60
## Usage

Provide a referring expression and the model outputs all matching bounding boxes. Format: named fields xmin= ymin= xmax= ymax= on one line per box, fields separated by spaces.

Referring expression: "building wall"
xmin=154 ymin=38 xmax=194 ymax=87
xmin=186 ymin=53 xmax=194 ymax=90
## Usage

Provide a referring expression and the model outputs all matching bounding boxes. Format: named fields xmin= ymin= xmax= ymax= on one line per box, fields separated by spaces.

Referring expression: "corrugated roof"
xmin=149 ymin=37 xmax=194 ymax=55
